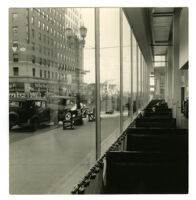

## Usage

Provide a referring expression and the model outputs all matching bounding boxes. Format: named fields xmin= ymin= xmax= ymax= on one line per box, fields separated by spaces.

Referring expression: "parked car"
xmin=9 ymin=98 xmax=51 ymax=131
xmin=48 ymin=96 xmax=83 ymax=123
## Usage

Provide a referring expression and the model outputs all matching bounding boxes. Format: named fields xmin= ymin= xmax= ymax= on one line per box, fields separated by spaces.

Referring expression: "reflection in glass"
xmin=122 ymin=12 xmax=132 ymax=129
xmin=100 ymin=8 xmax=120 ymax=154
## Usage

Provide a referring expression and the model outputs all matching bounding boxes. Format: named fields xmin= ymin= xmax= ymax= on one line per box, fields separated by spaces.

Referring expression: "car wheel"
xmin=30 ymin=119 xmax=39 ymax=131
xmin=65 ymin=112 xmax=72 ymax=121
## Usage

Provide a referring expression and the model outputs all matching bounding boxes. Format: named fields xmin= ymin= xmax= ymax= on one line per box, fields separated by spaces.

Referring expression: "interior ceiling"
xmin=150 ymin=8 xmax=174 ymax=56
xmin=123 ymin=7 xmax=174 ymax=72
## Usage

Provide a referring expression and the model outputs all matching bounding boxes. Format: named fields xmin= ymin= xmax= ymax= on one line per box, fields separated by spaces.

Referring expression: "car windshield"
xmin=9 ymin=101 xmax=20 ymax=107
xmin=49 ymin=97 xmax=75 ymax=106
xmin=9 ymin=100 xmax=33 ymax=109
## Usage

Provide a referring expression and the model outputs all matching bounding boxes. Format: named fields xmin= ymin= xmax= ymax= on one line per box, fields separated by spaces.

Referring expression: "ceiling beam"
xmin=152 ymin=12 xmax=174 ymax=17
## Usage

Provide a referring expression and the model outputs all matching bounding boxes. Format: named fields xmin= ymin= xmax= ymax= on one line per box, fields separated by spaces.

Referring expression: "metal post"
xmin=120 ymin=8 xmax=123 ymax=133
xmin=147 ymin=64 xmax=150 ymax=102
xmin=140 ymin=53 xmax=142 ymax=108
xmin=143 ymin=58 xmax=146 ymax=105
xmin=130 ymin=29 xmax=133 ymax=120
xmin=136 ymin=45 xmax=139 ymax=113
xmin=140 ymin=54 xmax=143 ymax=108
xmin=144 ymin=62 xmax=147 ymax=104
xmin=95 ymin=8 xmax=101 ymax=160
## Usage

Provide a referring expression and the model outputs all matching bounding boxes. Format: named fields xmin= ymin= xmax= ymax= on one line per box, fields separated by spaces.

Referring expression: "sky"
xmin=81 ymin=8 xmax=138 ymax=92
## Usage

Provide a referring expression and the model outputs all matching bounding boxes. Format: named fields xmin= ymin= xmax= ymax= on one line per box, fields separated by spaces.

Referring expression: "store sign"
xmin=9 ymin=92 xmax=26 ymax=98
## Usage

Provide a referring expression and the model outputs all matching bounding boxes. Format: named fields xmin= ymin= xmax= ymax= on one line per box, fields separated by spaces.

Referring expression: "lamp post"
xmin=65 ymin=25 xmax=87 ymax=48
xmin=79 ymin=26 xmax=87 ymax=47
xmin=65 ymin=26 xmax=87 ymax=96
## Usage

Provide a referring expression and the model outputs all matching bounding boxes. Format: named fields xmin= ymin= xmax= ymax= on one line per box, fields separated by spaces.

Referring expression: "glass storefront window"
xmin=122 ymin=12 xmax=132 ymax=129
xmin=100 ymin=8 xmax=120 ymax=154
xmin=132 ymin=33 xmax=137 ymax=114
xmin=9 ymin=8 xmax=151 ymax=194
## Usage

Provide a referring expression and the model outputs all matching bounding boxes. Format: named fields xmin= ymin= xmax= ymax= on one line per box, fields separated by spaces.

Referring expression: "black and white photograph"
xmin=1 ymin=0 xmax=195 ymax=199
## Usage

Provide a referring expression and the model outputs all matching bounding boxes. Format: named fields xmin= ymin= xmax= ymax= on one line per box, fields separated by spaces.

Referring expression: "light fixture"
xmin=66 ymin=26 xmax=87 ymax=48
xmin=79 ymin=26 xmax=87 ymax=48
xmin=65 ymin=27 xmax=73 ymax=39
xmin=79 ymin=26 xmax=87 ymax=39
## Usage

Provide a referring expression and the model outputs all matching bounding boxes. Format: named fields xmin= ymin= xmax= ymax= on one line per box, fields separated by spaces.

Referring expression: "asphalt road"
xmin=9 ymin=113 xmax=127 ymax=194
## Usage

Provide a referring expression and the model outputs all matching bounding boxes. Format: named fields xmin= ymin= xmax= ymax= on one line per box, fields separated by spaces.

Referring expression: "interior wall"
xmin=179 ymin=8 xmax=188 ymax=69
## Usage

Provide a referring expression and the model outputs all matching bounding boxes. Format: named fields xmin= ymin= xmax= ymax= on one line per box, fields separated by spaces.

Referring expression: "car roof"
xmin=9 ymin=97 xmax=47 ymax=102
xmin=49 ymin=95 xmax=75 ymax=99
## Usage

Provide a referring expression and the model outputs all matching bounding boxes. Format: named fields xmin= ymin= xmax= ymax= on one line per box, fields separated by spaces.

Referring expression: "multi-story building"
xmin=9 ymin=8 xmax=85 ymax=98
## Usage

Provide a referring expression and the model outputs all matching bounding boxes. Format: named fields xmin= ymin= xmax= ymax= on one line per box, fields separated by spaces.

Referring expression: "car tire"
xmin=65 ymin=112 xmax=72 ymax=121
xmin=30 ymin=119 xmax=39 ymax=131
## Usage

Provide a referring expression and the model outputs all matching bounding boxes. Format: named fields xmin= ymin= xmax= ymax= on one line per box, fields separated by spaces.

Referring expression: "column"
xmin=95 ymin=8 xmax=101 ymax=160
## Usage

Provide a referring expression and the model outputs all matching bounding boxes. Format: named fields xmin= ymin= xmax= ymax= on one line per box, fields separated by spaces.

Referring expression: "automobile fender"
xmin=9 ymin=111 xmax=19 ymax=122
xmin=28 ymin=115 xmax=40 ymax=125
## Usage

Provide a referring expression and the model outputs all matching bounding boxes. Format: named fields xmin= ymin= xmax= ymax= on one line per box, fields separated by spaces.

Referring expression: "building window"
xmin=43 ymin=47 xmax=46 ymax=54
xmin=32 ymin=42 xmax=35 ymax=50
xmin=13 ymin=53 xmax=19 ymax=62
xmin=13 ymin=40 xmax=18 ymax=48
xmin=32 ymin=29 xmax=35 ymax=38
xmin=31 ymin=16 xmax=34 ymax=24
xmin=46 ymin=26 xmax=49 ymax=32
xmin=32 ymin=68 xmax=35 ymax=77
xmin=43 ymin=35 xmax=46 ymax=43
xmin=40 ymin=69 xmax=42 ymax=77
xmin=32 ymin=55 xmax=35 ymax=63
xmin=42 ymin=23 xmax=45 ymax=31
xmin=39 ymin=57 xmax=42 ymax=65
xmin=44 ymin=70 xmax=47 ymax=78
xmin=12 ymin=13 xmax=18 ymax=21
xmin=38 ymin=21 xmax=41 ymax=28
xmin=39 ymin=32 xmax=41 ymax=41
xmin=48 ymin=71 xmax=50 ymax=79
xmin=37 ymin=9 xmax=40 ymax=16
xmin=13 ymin=67 xmax=19 ymax=76
xmin=39 ymin=45 xmax=42 ymax=53
xmin=12 ymin=26 xmax=18 ymax=33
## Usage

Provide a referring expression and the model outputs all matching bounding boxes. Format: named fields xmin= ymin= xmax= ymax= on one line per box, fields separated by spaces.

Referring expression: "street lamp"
xmin=65 ymin=26 xmax=87 ymax=48
xmin=79 ymin=26 xmax=87 ymax=47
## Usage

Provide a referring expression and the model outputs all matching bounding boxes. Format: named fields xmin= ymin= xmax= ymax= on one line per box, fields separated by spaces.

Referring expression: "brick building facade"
xmin=9 ymin=8 xmax=85 ymax=98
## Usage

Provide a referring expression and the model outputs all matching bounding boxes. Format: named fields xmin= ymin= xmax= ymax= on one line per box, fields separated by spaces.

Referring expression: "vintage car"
xmin=9 ymin=98 xmax=51 ymax=131
xmin=48 ymin=95 xmax=84 ymax=124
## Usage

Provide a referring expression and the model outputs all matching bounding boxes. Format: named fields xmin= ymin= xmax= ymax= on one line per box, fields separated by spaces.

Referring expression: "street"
xmin=9 ymin=113 xmax=122 ymax=194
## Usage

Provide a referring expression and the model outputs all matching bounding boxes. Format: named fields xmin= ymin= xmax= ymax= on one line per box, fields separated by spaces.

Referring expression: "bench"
xmin=135 ymin=118 xmax=176 ymax=128
xmin=143 ymin=111 xmax=172 ymax=118
xmin=105 ymin=151 xmax=188 ymax=194
xmin=144 ymin=108 xmax=172 ymax=113
xmin=126 ymin=127 xmax=188 ymax=134
xmin=126 ymin=131 xmax=188 ymax=152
